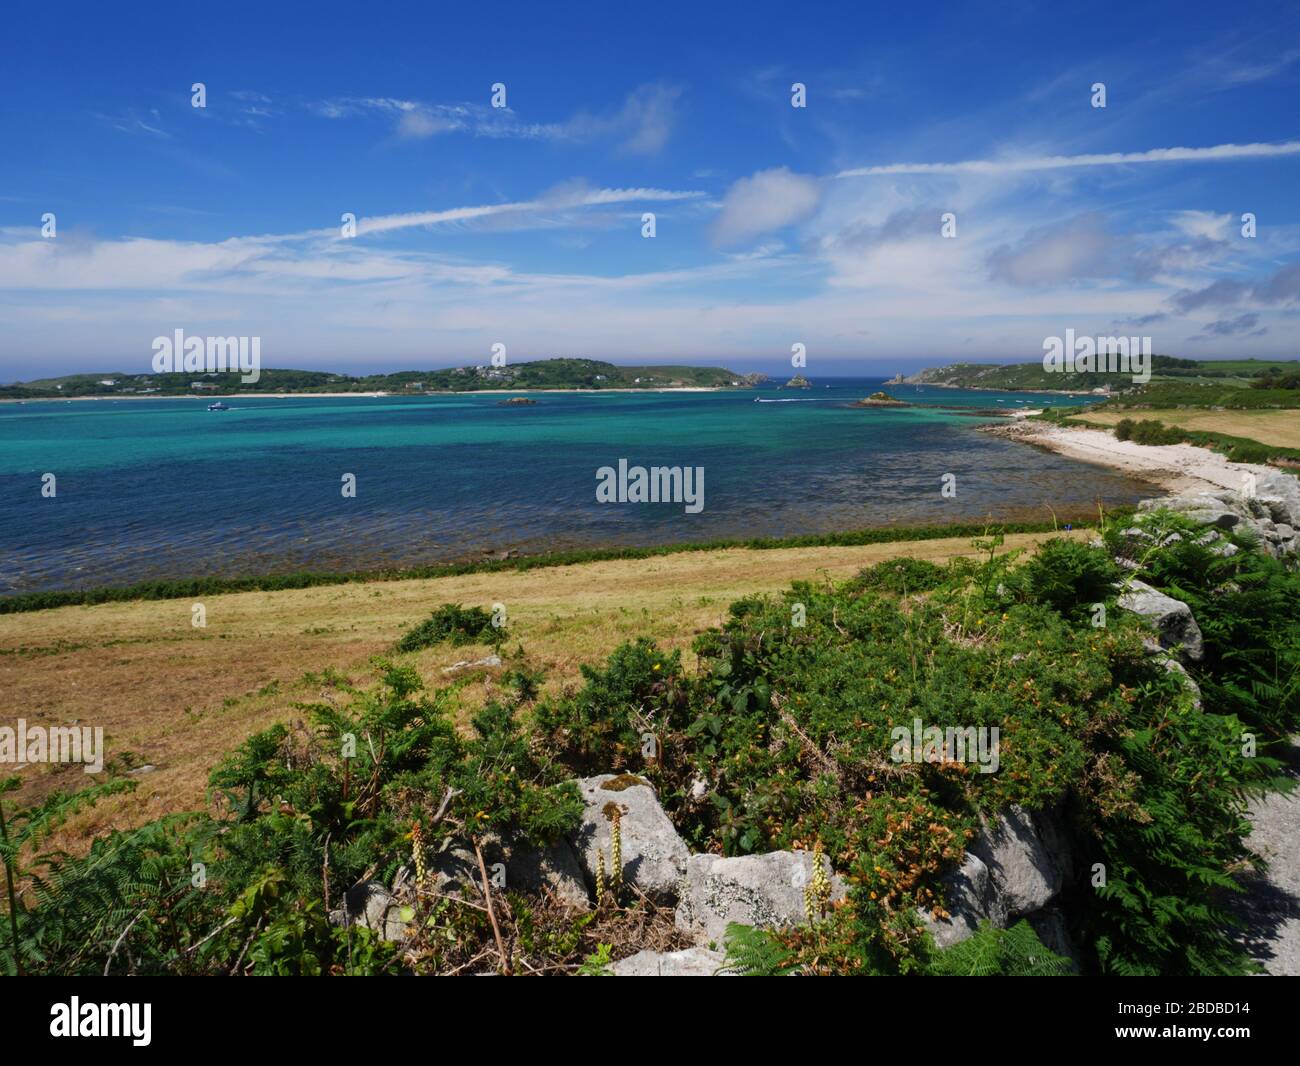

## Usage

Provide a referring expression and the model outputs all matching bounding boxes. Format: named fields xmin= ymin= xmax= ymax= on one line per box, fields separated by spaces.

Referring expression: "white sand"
xmin=983 ymin=419 xmax=1273 ymax=496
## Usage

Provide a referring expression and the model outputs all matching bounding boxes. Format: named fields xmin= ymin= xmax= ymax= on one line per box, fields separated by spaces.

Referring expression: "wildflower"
xmin=410 ymin=821 xmax=426 ymax=885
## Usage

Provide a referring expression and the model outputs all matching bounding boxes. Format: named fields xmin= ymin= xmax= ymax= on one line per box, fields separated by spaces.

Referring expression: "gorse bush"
xmin=846 ymin=557 xmax=947 ymax=595
xmin=4 ymin=510 xmax=1297 ymax=976
xmin=5 ymin=662 xmax=581 ymax=975
xmin=396 ymin=603 xmax=503 ymax=652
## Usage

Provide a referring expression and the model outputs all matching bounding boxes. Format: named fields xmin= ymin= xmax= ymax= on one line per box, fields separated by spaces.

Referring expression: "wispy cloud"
xmin=0 ymin=184 xmax=709 ymax=292
xmin=93 ymin=108 xmax=170 ymax=138
xmin=308 ymin=83 xmax=682 ymax=155
xmin=316 ymin=185 xmax=704 ymax=241
xmin=835 ymin=140 xmax=1300 ymax=178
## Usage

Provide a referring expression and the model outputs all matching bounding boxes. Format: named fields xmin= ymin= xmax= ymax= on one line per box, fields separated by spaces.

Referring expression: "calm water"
xmin=0 ymin=378 xmax=1155 ymax=595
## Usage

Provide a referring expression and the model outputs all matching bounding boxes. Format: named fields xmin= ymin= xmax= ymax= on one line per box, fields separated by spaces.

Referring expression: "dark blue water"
xmin=0 ymin=378 xmax=1151 ymax=594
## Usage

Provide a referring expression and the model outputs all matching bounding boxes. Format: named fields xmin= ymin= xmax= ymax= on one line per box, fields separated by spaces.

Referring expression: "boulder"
xmin=1117 ymin=579 xmax=1204 ymax=661
xmin=1140 ymin=493 xmax=1239 ymax=529
xmin=1157 ymin=655 xmax=1203 ymax=711
xmin=919 ymin=851 xmax=990 ymax=949
xmin=338 ymin=879 xmax=411 ymax=942
xmin=674 ymin=850 xmax=847 ymax=945
xmin=428 ymin=834 xmax=589 ymax=909
xmin=968 ymin=806 xmax=1064 ymax=922
xmin=1025 ymin=906 xmax=1081 ymax=973
xmin=1255 ymin=472 xmax=1300 ymax=525
xmin=441 ymin=654 xmax=502 ymax=674
xmin=1027 ymin=805 xmax=1076 ymax=885
xmin=568 ymin=774 xmax=690 ymax=901
xmin=610 ymin=947 xmax=728 ymax=976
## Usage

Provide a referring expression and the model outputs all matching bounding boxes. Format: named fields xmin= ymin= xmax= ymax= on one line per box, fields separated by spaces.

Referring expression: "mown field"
xmin=1 ymin=531 xmax=1080 ymax=859
xmin=1066 ymin=407 xmax=1300 ymax=449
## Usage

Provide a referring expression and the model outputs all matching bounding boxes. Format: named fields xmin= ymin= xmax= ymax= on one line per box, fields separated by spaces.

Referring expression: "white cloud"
xmin=835 ymin=140 xmax=1300 ymax=178
xmin=987 ymin=213 xmax=1132 ymax=286
xmin=0 ymin=186 xmax=709 ymax=292
xmin=310 ymin=84 xmax=681 ymax=154
xmin=711 ymin=167 xmax=821 ymax=247
xmin=1169 ymin=210 xmax=1233 ymax=242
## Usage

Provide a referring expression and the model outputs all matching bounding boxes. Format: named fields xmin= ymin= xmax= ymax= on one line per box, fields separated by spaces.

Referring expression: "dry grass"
xmin=1073 ymin=408 xmax=1300 ymax=449
xmin=1 ymin=531 xmax=1077 ymax=854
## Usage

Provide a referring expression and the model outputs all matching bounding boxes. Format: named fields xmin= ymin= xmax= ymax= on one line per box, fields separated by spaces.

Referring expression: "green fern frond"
xmin=926 ymin=920 xmax=1074 ymax=976
xmin=718 ymin=923 xmax=800 ymax=976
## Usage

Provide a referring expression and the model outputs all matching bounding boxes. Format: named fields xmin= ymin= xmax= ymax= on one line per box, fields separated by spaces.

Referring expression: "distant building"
xmin=191 ymin=382 xmax=219 ymax=391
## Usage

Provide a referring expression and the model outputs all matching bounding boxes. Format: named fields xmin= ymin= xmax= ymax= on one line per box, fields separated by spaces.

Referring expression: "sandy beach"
xmin=982 ymin=418 xmax=1274 ymax=496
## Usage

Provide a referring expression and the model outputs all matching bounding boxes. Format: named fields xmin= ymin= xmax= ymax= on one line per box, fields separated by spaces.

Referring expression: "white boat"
xmin=207 ymin=401 xmax=230 ymax=411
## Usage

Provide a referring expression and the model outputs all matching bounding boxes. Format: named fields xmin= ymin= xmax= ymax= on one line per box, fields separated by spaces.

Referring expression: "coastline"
xmin=889 ymin=379 xmax=1100 ymax=397
xmin=981 ymin=418 xmax=1273 ymax=495
xmin=0 ymin=515 xmax=1102 ymax=613
xmin=0 ymin=386 xmax=733 ymax=404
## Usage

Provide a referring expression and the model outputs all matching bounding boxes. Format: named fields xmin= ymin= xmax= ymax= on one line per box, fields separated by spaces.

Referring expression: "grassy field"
xmin=1067 ymin=407 xmax=1300 ymax=449
xmin=1 ymin=531 xmax=1080 ymax=860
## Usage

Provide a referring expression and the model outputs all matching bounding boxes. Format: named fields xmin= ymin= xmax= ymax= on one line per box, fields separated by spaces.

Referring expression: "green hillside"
xmin=902 ymin=356 xmax=1300 ymax=405
xmin=2 ymin=359 xmax=764 ymax=399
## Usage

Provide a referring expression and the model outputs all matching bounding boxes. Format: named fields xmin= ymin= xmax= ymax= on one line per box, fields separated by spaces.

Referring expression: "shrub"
xmin=396 ymin=603 xmax=502 ymax=652
xmin=1011 ymin=538 xmax=1120 ymax=621
xmin=1226 ymin=440 xmax=1272 ymax=463
xmin=1128 ymin=419 xmax=1185 ymax=446
xmin=847 ymin=557 xmax=946 ymax=595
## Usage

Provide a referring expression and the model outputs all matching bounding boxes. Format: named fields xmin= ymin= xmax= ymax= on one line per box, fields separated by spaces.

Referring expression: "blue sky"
xmin=2 ymin=0 xmax=1299 ymax=380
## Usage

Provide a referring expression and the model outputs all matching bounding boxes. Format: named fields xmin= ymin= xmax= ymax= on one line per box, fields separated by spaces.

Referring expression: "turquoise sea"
xmin=0 ymin=378 xmax=1154 ymax=595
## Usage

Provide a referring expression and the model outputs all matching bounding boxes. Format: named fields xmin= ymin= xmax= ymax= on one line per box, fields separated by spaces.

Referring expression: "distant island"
xmin=0 ymin=358 xmax=770 ymax=400
xmin=785 ymin=374 xmax=811 ymax=388
xmin=890 ymin=356 xmax=1300 ymax=395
